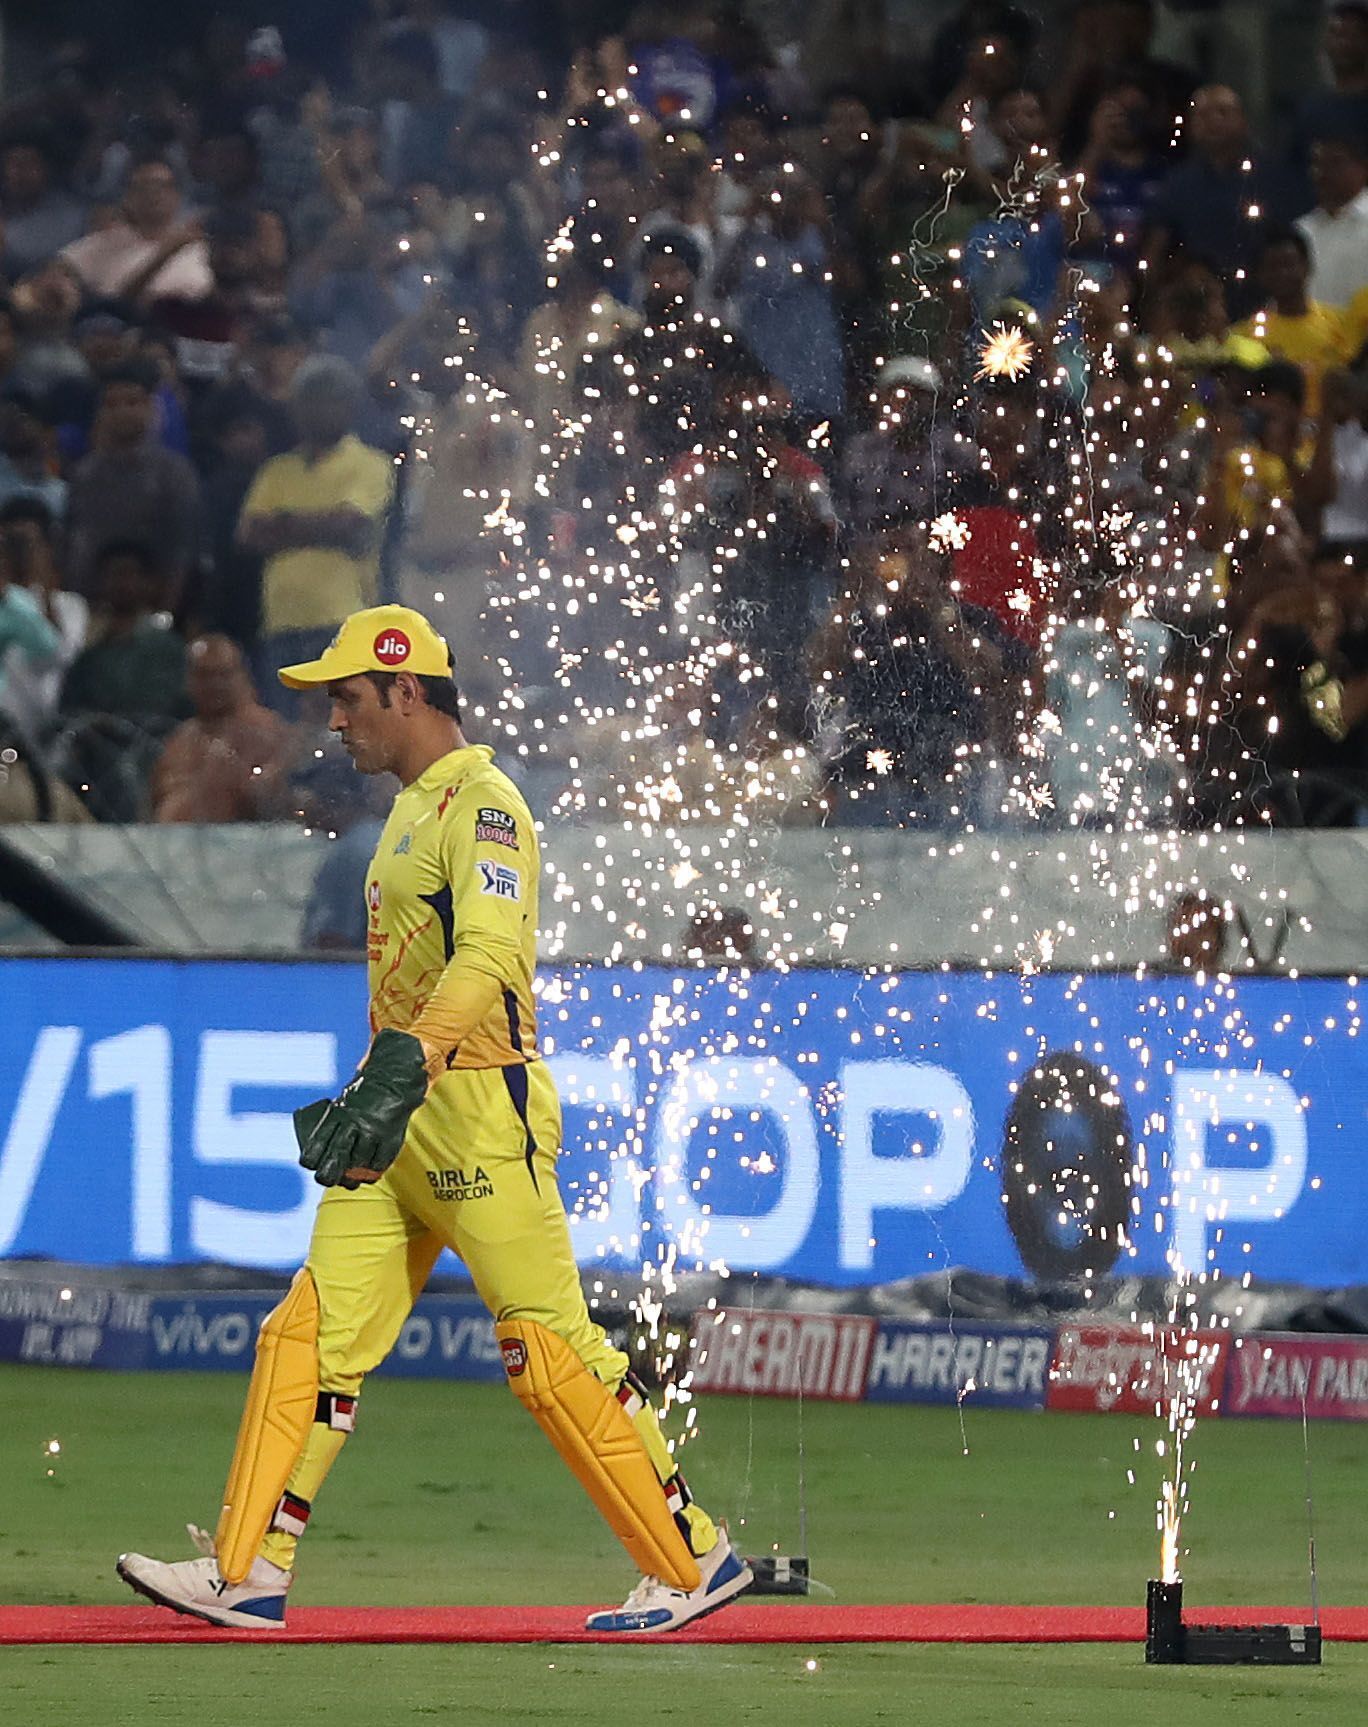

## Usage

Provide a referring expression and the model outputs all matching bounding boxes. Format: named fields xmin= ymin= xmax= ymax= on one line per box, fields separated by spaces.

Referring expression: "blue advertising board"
xmin=0 ymin=1280 xmax=502 ymax=1378
xmin=863 ymin=1321 xmax=1052 ymax=1409
xmin=0 ymin=959 xmax=1361 ymax=1286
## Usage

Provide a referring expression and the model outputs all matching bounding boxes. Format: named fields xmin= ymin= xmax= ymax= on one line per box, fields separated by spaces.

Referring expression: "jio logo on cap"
xmin=374 ymin=629 xmax=411 ymax=666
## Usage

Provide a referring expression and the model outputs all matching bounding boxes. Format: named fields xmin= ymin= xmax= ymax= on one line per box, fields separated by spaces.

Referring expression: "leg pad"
xmin=215 ymin=1269 xmax=320 ymax=1584
xmin=497 ymin=1319 xmax=701 ymax=1592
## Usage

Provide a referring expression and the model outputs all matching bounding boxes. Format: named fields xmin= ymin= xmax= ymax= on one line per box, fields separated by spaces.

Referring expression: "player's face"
xmin=327 ymin=675 xmax=400 ymax=775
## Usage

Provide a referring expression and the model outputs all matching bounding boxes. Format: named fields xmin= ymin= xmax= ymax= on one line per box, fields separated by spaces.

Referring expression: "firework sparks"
xmin=481 ymin=496 xmax=526 ymax=538
xmin=928 ymin=512 xmax=971 ymax=552
xmin=493 ymin=59 xmax=1335 ymax=1509
xmin=620 ymin=586 xmax=661 ymax=614
xmin=975 ymin=323 xmax=1035 ymax=382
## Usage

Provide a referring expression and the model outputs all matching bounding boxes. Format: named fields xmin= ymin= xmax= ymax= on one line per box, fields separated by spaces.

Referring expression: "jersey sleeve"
xmin=408 ymin=783 xmax=532 ymax=1067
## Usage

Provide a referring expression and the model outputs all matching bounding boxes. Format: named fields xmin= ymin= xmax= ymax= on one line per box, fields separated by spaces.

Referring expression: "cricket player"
xmin=117 ymin=604 xmax=751 ymax=1633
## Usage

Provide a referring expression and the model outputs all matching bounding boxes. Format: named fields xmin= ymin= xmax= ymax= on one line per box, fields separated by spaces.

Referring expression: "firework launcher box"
xmin=1145 ymin=1581 xmax=1322 ymax=1665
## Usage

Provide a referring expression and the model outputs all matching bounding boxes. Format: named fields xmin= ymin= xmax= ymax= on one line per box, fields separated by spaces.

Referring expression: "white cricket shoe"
xmin=116 ymin=1540 xmax=291 ymax=1629
xmin=586 ymin=1528 xmax=753 ymax=1633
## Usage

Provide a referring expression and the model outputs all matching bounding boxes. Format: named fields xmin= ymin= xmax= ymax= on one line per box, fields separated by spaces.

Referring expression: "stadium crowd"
xmin=2 ymin=0 xmax=1368 ymax=861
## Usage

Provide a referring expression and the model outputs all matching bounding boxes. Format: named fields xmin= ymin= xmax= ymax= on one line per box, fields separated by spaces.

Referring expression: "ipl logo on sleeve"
xmin=478 ymin=861 xmax=521 ymax=901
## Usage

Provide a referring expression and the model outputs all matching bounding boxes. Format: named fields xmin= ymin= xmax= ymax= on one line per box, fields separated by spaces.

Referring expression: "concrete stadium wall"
xmin=2 ymin=821 xmax=1365 ymax=972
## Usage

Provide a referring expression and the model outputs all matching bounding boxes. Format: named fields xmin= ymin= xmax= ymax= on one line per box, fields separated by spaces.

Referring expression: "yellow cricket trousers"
xmin=257 ymin=1059 xmax=716 ymax=1570
xmin=304 ymin=1059 xmax=624 ymax=1393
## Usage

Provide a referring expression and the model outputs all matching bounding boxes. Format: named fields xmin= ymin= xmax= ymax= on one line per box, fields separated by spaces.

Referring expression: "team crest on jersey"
xmin=393 ymin=832 xmax=413 ymax=855
xmin=475 ymin=807 xmax=518 ymax=849
xmin=478 ymin=860 xmax=521 ymax=901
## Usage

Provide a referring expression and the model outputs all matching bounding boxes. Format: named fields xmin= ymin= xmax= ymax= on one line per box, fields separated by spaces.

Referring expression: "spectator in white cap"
xmin=840 ymin=353 xmax=964 ymax=536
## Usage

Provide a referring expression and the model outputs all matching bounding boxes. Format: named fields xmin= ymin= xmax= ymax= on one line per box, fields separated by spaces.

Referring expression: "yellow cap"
xmin=277 ymin=605 xmax=452 ymax=690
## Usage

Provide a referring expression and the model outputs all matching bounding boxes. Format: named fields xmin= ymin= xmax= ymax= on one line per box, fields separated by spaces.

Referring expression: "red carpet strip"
xmin=0 ymin=1603 xmax=1360 ymax=1646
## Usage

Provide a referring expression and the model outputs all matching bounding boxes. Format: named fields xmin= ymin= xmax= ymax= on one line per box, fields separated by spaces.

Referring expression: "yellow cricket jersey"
xmin=365 ymin=743 xmax=541 ymax=1071
xmin=241 ymin=435 xmax=394 ymax=634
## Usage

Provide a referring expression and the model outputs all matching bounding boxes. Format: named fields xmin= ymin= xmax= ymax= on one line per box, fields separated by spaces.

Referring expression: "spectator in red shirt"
xmin=950 ymin=382 xmax=1064 ymax=655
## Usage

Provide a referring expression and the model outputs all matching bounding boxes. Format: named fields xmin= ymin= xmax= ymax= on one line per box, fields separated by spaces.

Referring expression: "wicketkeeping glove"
xmin=293 ymin=1028 xmax=429 ymax=1189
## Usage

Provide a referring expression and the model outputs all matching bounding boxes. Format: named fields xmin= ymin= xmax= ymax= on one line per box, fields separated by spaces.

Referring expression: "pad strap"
xmin=269 ymin=1490 xmax=312 ymax=1539
xmin=316 ymin=1391 xmax=358 ymax=1432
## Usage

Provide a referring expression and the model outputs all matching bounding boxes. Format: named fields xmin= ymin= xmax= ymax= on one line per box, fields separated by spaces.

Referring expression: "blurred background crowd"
xmin=2 ymin=0 xmax=1368 ymax=888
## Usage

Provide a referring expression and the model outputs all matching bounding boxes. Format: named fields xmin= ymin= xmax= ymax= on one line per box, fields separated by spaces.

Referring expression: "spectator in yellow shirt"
xmin=1196 ymin=364 xmax=1308 ymax=597
xmin=237 ymin=356 xmax=392 ymax=709
xmin=1236 ymin=227 xmax=1351 ymax=422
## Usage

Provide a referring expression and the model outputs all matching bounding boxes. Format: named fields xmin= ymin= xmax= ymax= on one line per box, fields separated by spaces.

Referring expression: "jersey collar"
xmin=409 ymin=743 xmax=494 ymax=797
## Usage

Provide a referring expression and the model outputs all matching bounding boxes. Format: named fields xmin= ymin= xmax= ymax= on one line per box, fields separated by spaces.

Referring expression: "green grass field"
xmin=2 ymin=1364 xmax=1366 ymax=1724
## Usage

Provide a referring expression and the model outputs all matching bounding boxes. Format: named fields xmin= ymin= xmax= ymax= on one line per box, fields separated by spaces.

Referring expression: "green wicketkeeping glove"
xmin=293 ymin=1029 xmax=429 ymax=1189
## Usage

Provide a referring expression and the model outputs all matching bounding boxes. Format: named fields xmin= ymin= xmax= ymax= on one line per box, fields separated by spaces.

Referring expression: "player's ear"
xmin=393 ymin=671 xmax=422 ymax=709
